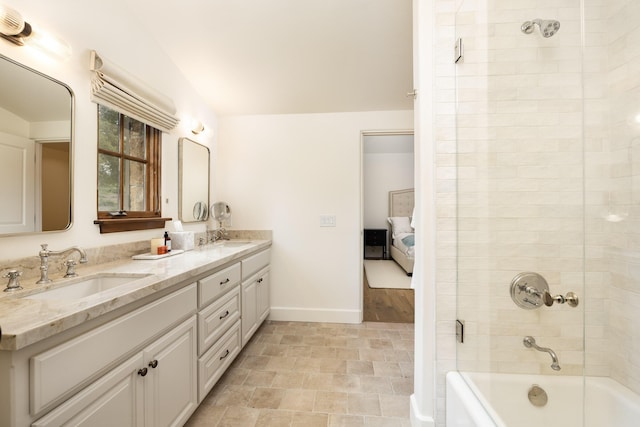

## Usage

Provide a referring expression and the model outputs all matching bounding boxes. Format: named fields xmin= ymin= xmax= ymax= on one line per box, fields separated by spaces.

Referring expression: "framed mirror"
xmin=0 ymin=54 xmax=74 ymax=236
xmin=178 ymin=138 xmax=210 ymax=223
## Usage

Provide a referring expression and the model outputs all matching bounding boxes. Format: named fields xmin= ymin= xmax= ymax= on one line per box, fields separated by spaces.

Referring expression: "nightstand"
xmin=364 ymin=228 xmax=387 ymax=259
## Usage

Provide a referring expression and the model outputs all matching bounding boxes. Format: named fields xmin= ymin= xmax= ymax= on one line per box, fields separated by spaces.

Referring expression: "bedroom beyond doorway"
xmin=362 ymin=131 xmax=414 ymax=324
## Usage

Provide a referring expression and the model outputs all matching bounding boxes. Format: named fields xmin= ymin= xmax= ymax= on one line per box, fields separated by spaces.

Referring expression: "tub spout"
xmin=523 ymin=336 xmax=561 ymax=371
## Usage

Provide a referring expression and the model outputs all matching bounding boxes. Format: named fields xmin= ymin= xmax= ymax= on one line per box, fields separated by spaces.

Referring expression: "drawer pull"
xmin=137 ymin=367 xmax=148 ymax=377
xmin=219 ymin=310 xmax=230 ymax=320
xmin=219 ymin=349 xmax=230 ymax=360
xmin=148 ymin=359 xmax=159 ymax=369
xmin=219 ymin=278 xmax=230 ymax=285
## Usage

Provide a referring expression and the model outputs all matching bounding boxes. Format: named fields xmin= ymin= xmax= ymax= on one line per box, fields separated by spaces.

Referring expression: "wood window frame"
xmin=94 ymin=107 xmax=170 ymax=233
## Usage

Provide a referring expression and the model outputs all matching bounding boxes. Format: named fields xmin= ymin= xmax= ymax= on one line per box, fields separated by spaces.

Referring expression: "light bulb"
xmin=0 ymin=4 xmax=24 ymax=36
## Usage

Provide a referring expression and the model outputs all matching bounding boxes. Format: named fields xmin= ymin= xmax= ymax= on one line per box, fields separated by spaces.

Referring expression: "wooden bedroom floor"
xmin=363 ymin=267 xmax=415 ymax=323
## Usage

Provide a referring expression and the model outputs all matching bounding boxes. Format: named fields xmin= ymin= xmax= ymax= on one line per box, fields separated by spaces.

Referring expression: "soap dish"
xmin=132 ymin=249 xmax=185 ymax=260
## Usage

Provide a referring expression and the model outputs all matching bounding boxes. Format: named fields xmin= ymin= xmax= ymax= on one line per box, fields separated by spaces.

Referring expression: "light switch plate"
xmin=320 ymin=215 xmax=336 ymax=227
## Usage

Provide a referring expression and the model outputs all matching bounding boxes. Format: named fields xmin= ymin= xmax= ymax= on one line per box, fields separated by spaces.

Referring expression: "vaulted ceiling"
xmin=123 ymin=0 xmax=414 ymax=116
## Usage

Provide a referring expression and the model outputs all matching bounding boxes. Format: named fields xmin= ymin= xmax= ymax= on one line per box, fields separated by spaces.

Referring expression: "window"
xmin=95 ymin=105 xmax=169 ymax=233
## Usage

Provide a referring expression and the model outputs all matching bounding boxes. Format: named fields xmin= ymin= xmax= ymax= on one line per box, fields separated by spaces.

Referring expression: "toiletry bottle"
xmin=164 ymin=231 xmax=172 ymax=252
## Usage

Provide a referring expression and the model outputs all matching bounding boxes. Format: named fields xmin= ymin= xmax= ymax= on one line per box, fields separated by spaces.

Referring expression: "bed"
xmin=387 ymin=188 xmax=415 ymax=276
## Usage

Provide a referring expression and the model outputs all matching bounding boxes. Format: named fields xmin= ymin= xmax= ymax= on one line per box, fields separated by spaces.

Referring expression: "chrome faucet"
xmin=37 ymin=244 xmax=88 ymax=284
xmin=523 ymin=336 xmax=560 ymax=371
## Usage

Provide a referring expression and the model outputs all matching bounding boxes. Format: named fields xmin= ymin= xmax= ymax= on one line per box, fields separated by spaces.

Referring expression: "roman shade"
xmin=89 ymin=50 xmax=179 ymax=132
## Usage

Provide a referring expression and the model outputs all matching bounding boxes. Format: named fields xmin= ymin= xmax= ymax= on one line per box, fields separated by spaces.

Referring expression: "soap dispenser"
xmin=164 ymin=231 xmax=172 ymax=252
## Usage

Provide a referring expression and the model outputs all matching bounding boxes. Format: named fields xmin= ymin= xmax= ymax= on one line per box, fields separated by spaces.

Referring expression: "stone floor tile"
xmin=249 ymin=387 xmax=285 ymax=409
xmin=291 ymin=411 xmax=329 ymax=426
xmin=279 ymin=388 xmax=316 ymax=411
xmin=255 ymin=409 xmax=293 ymax=427
xmin=244 ymin=370 xmax=277 ymax=387
xmin=214 ymin=384 xmax=256 ymax=407
xmin=360 ymin=376 xmax=393 ymax=394
xmin=372 ymin=361 xmax=403 ymax=378
xmin=379 ymin=393 xmax=410 ymax=418
xmin=327 ymin=414 xmax=365 ymax=426
xmin=272 ymin=371 xmax=305 ymax=388
xmin=347 ymin=360 xmax=374 ymax=376
xmin=314 ymin=390 xmax=348 ymax=414
xmin=347 ymin=392 xmax=381 ymax=416
xmin=217 ymin=406 xmax=260 ymax=426
xmin=184 ymin=404 xmax=227 ymax=426
xmin=391 ymin=377 xmax=414 ymax=395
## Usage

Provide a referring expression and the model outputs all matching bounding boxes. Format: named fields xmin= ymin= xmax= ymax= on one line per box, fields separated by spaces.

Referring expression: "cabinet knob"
xmin=219 ymin=278 xmax=230 ymax=285
xmin=219 ymin=349 xmax=230 ymax=360
xmin=148 ymin=359 xmax=159 ymax=369
xmin=257 ymin=278 xmax=263 ymax=283
xmin=137 ymin=367 xmax=148 ymax=377
xmin=219 ymin=310 xmax=230 ymax=320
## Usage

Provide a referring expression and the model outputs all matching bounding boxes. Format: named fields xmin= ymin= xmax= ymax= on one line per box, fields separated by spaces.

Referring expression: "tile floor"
xmin=186 ymin=320 xmax=414 ymax=426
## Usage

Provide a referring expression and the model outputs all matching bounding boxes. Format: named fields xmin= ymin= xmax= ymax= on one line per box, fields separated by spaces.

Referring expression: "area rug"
xmin=363 ymin=259 xmax=412 ymax=289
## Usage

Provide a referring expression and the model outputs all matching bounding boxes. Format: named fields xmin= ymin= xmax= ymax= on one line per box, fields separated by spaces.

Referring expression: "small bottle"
xmin=164 ymin=231 xmax=172 ymax=252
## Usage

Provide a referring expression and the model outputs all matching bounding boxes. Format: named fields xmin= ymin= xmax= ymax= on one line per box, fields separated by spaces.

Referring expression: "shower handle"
xmin=543 ymin=291 xmax=579 ymax=308
xmin=510 ymin=272 xmax=579 ymax=309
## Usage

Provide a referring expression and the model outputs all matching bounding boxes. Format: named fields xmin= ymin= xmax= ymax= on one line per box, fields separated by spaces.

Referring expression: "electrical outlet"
xmin=320 ymin=215 xmax=336 ymax=227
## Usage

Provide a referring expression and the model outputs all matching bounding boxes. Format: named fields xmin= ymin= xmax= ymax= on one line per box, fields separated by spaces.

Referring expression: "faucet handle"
xmin=3 ymin=269 xmax=23 ymax=292
xmin=64 ymin=259 xmax=78 ymax=278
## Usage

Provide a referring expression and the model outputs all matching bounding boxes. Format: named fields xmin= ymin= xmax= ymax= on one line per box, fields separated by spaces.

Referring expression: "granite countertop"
xmin=0 ymin=240 xmax=271 ymax=351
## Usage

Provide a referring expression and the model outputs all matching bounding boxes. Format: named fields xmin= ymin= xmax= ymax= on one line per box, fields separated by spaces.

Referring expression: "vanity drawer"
xmin=198 ymin=320 xmax=241 ymax=402
xmin=198 ymin=285 xmax=240 ymax=356
xmin=30 ymin=283 xmax=197 ymax=414
xmin=199 ymin=262 xmax=241 ymax=308
xmin=241 ymin=248 xmax=271 ymax=279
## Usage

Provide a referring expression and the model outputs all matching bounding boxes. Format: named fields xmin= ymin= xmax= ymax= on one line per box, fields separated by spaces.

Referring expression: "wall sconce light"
xmin=191 ymin=119 xmax=205 ymax=135
xmin=0 ymin=4 xmax=71 ymax=60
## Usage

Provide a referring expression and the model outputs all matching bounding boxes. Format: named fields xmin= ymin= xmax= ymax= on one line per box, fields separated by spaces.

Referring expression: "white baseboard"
xmin=410 ymin=394 xmax=436 ymax=427
xmin=268 ymin=307 xmax=361 ymax=324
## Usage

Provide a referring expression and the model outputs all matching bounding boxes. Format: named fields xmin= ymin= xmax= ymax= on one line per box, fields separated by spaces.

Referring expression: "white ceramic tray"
xmin=131 ymin=249 xmax=184 ymax=260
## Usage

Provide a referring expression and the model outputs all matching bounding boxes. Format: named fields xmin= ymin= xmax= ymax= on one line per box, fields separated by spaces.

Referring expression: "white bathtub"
xmin=446 ymin=371 xmax=640 ymax=427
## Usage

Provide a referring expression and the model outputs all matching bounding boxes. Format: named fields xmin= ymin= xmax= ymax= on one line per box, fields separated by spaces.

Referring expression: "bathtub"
xmin=446 ymin=371 xmax=640 ymax=427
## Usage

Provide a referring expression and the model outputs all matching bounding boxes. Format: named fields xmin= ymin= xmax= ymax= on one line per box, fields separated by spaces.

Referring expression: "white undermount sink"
xmin=220 ymin=240 xmax=253 ymax=248
xmin=24 ymin=273 xmax=152 ymax=300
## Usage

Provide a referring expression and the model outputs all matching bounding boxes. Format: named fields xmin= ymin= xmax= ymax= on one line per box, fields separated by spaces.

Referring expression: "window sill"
xmin=94 ymin=217 xmax=172 ymax=234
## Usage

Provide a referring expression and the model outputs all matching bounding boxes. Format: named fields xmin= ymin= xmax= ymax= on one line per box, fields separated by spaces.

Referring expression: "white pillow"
xmin=387 ymin=216 xmax=413 ymax=235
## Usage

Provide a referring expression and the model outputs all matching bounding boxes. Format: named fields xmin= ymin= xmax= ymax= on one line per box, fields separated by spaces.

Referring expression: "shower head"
xmin=521 ymin=19 xmax=560 ymax=38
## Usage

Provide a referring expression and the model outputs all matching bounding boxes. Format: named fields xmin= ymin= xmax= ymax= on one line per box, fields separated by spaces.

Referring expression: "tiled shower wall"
xmin=434 ymin=0 xmax=640 ymax=422
xmin=454 ymin=0 xmax=587 ymax=375
xmin=589 ymin=0 xmax=640 ymax=394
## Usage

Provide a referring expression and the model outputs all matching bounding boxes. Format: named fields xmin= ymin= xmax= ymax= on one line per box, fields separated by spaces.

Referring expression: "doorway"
xmin=361 ymin=131 xmax=415 ymax=323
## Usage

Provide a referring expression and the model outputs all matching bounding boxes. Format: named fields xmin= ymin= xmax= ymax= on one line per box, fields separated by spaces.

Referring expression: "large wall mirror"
xmin=179 ymin=138 xmax=210 ymax=223
xmin=0 ymin=55 xmax=73 ymax=236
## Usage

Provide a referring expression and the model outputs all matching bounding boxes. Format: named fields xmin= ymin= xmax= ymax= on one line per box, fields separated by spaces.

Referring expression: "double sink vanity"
xmin=0 ymin=239 xmax=271 ymax=426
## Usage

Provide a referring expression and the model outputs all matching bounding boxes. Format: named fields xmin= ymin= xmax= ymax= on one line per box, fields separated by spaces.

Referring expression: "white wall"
xmin=363 ymin=135 xmax=414 ymax=230
xmin=216 ymin=111 xmax=413 ymax=322
xmin=0 ymin=0 xmax=217 ymax=262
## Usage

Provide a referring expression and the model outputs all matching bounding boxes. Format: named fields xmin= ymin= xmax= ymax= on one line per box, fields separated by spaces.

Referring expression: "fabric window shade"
xmin=90 ymin=50 xmax=179 ymax=132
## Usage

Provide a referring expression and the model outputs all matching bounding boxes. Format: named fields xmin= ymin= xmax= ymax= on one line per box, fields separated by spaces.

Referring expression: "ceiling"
xmin=123 ymin=0 xmax=414 ymax=116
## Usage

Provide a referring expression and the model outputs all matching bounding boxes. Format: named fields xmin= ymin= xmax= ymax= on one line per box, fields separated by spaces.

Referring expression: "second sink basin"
xmin=24 ymin=273 xmax=152 ymax=300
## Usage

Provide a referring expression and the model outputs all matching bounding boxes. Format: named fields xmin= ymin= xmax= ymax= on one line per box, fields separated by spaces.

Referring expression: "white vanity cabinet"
xmin=0 ymin=242 xmax=272 ymax=427
xmin=29 ymin=284 xmax=198 ymax=427
xmin=196 ymin=263 xmax=242 ymax=402
xmin=241 ymin=249 xmax=271 ymax=347
xmin=32 ymin=316 xmax=197 ymax=427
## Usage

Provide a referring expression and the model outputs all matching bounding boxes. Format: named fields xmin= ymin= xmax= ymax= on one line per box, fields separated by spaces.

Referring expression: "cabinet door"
xmin=143 ymin=316 xmax=197 ymax=427
xmin=257 ymin=270 xmax=270 ymax=323
xmin=241 ymin=279 xmax=258 ymax=347
xmin=32 ymin=354 xmax=144 ymax=427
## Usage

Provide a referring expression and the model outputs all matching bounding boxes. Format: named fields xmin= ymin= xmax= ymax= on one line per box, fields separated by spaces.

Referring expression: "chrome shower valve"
xmin=510 ymin=272 xmax=579 ymax=309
